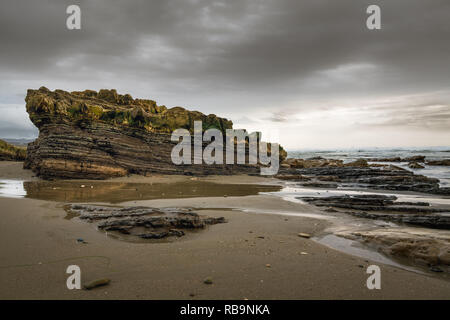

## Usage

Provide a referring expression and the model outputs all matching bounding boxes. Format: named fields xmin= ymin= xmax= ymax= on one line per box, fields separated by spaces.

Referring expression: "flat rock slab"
xmin=279 ymin=163 xmax=450 ymax=195
xmin=67 ymin=204 xmax=226 ymax=240
xmin=337 ymin=227 xmax=450 ymax=268
xmin=298 ymin=194 xmax=450 ymax=229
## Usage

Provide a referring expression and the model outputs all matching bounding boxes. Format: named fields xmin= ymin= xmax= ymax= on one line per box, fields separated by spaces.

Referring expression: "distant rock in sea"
xmin=24 ymin=87 xmax=285 ymax=179
xmin=366 ymin=155 xmax=426 ymax=162
xmin=426 ymin=159 xmax=450 ymax=166
xmin=278 ymin=157 xmax=450 ymax=195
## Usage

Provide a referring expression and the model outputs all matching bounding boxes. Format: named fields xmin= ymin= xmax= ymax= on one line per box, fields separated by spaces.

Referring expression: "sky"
xmin=0 ymin=0 xmax=449 ymax=150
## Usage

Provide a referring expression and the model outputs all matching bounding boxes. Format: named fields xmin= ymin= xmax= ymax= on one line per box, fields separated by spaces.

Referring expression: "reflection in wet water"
xmin=0 ymin=180 xmax=26 ymax=198
xmin=0 ymin=179 xmax=281 ymax=203
xmin=266 ymin=185 xmax=450 ymax=206
xmin=316 ymin=234 xmax=418 ymax=271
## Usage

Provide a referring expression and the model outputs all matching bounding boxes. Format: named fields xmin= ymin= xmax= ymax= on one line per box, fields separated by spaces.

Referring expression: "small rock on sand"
xmin=298 ymin=233 xmax=311 ymax=238
xmin=83 ymin=278 xmax=110 ymax=290
xmin=430 ymin=266 xmax=443 ymax=273
xmin=203 ymin=277 xmax=213 ymax=285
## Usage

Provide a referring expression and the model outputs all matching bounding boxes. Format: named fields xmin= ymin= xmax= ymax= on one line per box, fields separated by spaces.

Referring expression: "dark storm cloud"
xmin=0 ymin=0 xmax=449 ymax=143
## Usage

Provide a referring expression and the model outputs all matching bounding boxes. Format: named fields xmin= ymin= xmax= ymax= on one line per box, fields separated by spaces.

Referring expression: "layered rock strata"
xmin=298 ymin=194 xmax=450 ymax=229
xmin=336 ymin=227 xmax=450 ymax=268
xmin=278 ymin=158 xmax=450 ymax=195
xmin=67 ymin=204 xmax=226 ymax=240
xmin=24 ymin=87 xmax=284 ymax=179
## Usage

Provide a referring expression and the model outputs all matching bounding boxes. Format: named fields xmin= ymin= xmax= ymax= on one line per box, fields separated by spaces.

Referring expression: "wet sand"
xmin=0 ymin=161 xmax=449 ymax=299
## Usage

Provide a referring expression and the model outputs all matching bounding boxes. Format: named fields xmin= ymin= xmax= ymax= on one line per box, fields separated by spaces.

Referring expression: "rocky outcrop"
xmin=298 ymin=194 xmax=450 ymax=229
xmin=0 ymin=139 xmax=26 ymax=161
xmin=24 ymin=87 xmax=285 ymax=179
xmin=366 ymin=155 xmax=426 ymax=162
xmin=279 ymin=158 xmax=449 ymax=195
xmin=282 ymin=157 xmax=344 ymax=168
xmin=336 ymin=227 xmax=450 ymax=267
xmin=408 ymin=162 xmax=424 ymax=169
xmin=67 ymin=204 xmax=226 ymax=240
xmin=426 ymin=159 xmax=450 ymax=166
xmin=366 ymin=157 xmax=402 ymax=162
xmin=274 ymin=174 xmax=311 ymax=181
xmin=300 ymin=193 xmax=450 ymax=268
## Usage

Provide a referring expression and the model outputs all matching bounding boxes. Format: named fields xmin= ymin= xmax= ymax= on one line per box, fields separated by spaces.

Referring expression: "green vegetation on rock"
xmin=26 ymin=87 xmax=233 ymax=134
xmin=25 ymin=87 xmax=287 ymax=163
xmin=0 ymin=139 xmax=27 ymax=161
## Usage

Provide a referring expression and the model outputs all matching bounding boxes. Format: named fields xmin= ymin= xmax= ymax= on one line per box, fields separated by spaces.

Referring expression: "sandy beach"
xmin=0 ymin=161 xmax=449 ymax=299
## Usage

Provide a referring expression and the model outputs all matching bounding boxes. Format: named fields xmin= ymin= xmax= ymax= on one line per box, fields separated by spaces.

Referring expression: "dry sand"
xmin=0 ymin=161 xmax=449 ymax=299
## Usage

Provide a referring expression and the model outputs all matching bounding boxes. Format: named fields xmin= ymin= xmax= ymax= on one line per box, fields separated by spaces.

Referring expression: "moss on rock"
xmin=26 ymin=88 xmax=234 ymax=134
xmin=0 ymin=139 xmax=27 ymax=161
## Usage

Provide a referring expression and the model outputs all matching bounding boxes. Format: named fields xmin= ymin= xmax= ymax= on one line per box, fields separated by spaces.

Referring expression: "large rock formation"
xmin=0 ymin=139 xmax=26 ymax=161
xmin=24 ymin=87 xmax=283 ymax=179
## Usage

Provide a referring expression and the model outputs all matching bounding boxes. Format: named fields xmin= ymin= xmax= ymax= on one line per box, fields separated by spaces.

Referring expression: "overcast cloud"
xmin=0 ymin=0 xmax=449 ymax=148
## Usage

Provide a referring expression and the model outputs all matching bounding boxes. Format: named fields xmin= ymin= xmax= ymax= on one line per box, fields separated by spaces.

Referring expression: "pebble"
xmin=203 ymin=277 xmax=213 ymax=285
xmin=430 ymin=266 xmax=443 ymax=273
xmin=298 ymin=233 xmax=311 ymax=239
xmin=83 ymin=278 xmax=110 ymax=290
